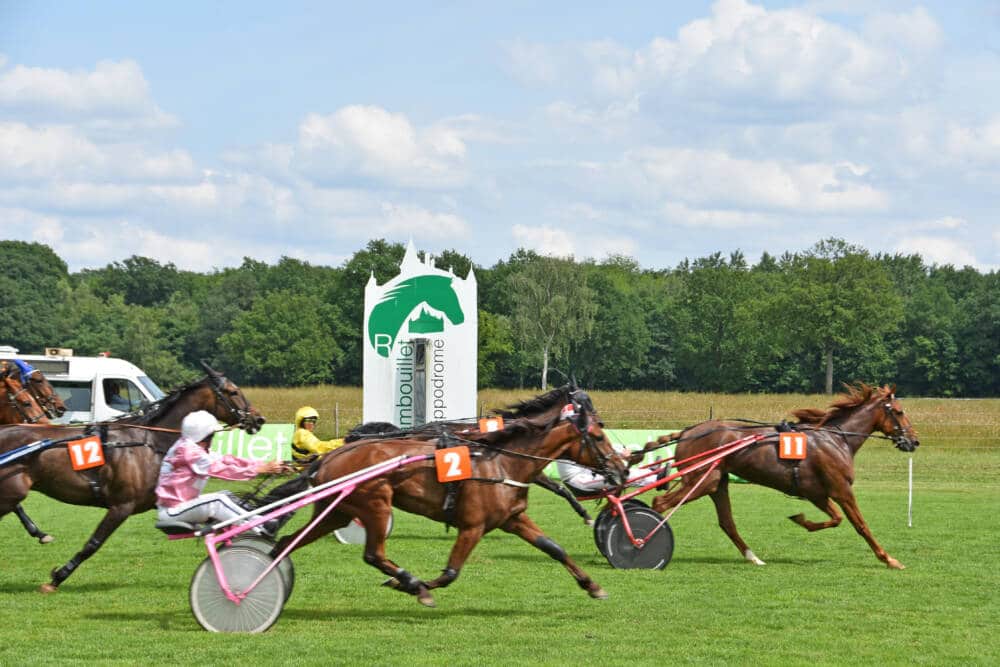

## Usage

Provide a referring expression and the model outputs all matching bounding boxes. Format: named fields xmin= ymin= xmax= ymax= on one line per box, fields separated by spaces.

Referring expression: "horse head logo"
xmin=368 ymin=275 xmax=465 ymax=357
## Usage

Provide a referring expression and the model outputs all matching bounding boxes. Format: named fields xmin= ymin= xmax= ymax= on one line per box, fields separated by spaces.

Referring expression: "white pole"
xmin=907 ymin=457 xmax=913 ymax=528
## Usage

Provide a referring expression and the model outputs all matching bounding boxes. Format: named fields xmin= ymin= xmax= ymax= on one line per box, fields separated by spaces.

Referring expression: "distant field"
xmin=1 ymin=387 xmax=996 ymax=665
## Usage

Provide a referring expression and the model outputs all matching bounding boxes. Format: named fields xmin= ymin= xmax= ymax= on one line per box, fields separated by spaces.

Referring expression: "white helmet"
xmin=181 ymin=410 xmax=220 ymax=442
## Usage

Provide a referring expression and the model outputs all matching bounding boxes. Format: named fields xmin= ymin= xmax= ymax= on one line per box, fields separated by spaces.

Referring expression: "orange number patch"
xmin=779 ymin=432 xmax=807 ymax=460
xmin=478 ymin=416 xmax=504 ymax=432
xmin=67 ymin=436 xmax=105 ymax=470
xmin=435 ymin=446 xmax=472 ymax=483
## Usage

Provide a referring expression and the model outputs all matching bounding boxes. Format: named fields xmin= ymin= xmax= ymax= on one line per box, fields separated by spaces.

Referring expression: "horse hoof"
xmin=39 ymin=534 xmax=55 ymax=545
xmin=887 ymin=559 xmax=905 ymax=570
xmin=417 ymin=592 xmax=436 ymax=607
xmin=381 ymin=577 xmax=400 ymax=589
xmin=588 ymin=586 xmax=608 ymax=600
xmin=585 ymin=519 xmax=595 ymax=526
xmin=38 ymin=583 xmax=58 ymax=594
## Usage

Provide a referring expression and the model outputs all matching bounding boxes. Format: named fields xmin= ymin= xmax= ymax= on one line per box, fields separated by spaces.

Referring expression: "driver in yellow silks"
xmin=291 ymin=406 xmax=344 ymax=464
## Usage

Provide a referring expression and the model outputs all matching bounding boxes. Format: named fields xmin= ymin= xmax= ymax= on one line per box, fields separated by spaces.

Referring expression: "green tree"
xmin=78 ymin=255 xmax=191 ymax=307
xmin=0 ymin=241 xmax=71 ymax=352
xmin=508 ymin=255 xmax=597 ymax=389
xmin=777 ymin=239 xmax=903 ymax=394
xmin=219 ymin=290 xmax=346 ymax=386
xmin=573 ymin=256 xmax=652 ymax=389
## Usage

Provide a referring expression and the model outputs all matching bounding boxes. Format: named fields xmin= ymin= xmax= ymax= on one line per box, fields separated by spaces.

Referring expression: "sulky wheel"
xmin=231 ymin=536 xmax=295 ymax=602
xmin=333 ymin=511 xmax=394 ymax=545
xmin=189 ymin=545 xmax=286 ymax=633
xmin=593 ymin=499 xmax=650 ymax=557
xmin=602 ymin=505 xmax=674 ymax=570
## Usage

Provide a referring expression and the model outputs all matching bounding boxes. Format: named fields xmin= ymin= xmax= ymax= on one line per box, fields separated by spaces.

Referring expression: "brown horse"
xmin=271 ymin=385 xmax=626 ymax=607
xmin=0 ymin=363 xmax=264 ymax=591
xmin=0 ymin=362 xmax=58 ymax=543
xmin=649 ymin=383 xmax=919 ymax=569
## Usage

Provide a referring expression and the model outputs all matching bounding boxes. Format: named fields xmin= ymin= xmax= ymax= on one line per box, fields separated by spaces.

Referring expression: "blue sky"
xmin=2 ymin=1 xmax=998 ymax=272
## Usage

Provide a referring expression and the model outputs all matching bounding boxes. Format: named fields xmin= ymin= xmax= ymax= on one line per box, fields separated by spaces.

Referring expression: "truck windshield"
xmin=138 ymin=376 xmax=165 ymax=400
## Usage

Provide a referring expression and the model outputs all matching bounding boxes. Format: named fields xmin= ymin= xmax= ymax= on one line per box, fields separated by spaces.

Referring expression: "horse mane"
xmin=119 ymin=374 xmax=213 ymax=425
xmin=791 ymin=383 xmax=892 ymax=427
xmin=495 ymin=385 xmax=572 ymax=422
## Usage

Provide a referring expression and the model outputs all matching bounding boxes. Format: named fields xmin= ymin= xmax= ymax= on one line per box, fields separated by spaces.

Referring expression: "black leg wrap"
xmin=393 ymin=568 xmax=422 ymax=595
xmin=14 ymin=505 xmax=46 ymax=539
xmin=439 ymin=567 xmax=459 ymax=586
xmin=51 ymin=557 xmax=81 ymax=586
xmin=533 ymin=535 xmax=567 ymax=563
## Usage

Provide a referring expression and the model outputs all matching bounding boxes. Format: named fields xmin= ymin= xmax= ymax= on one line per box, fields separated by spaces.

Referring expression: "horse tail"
xmin=250 ymin=473 xmax=312 ymax=508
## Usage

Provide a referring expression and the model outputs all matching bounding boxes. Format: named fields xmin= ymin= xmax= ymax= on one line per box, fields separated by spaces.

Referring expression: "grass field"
xmin=1 ymin=389 xmax=998 ymax=665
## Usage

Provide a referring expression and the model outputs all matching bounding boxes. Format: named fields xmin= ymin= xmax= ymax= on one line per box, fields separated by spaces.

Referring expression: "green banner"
xmin=210 ymin=424 xmax=294 ymax=462
xmin=543 ymin=428 xmax=674 ymax=479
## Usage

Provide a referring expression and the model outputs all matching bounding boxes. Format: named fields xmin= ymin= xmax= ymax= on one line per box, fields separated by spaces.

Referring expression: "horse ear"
xmin=199 ymin=359 xmax=219 ymax=376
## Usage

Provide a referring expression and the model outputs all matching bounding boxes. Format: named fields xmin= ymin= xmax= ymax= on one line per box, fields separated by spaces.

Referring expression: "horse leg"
xmin=421 ymin=524 xmax=486 ymax=595
xmin=14 ymin=504 xmax=54 ymax=544
xmin=789 ymin=498 xmax=843 ymax=532
xmin=651 ymin=468 xmax=720 ymax=514
xmin=500 ymin=512 xmax=607 ymax=599
xmin=0 ymin=472 xmax=51 ymax=543
xmin=40 ymin=503 xmax=134 ymax=593
xmin=708 ymin=478 xmax=765 ymax=566
xmin=354 ymin=504 xmax=436 ymax=607
xmin=832 ymin=490 xmax=905 ymax=570
xmin=533 ymin=475 xmax=593 ymax=524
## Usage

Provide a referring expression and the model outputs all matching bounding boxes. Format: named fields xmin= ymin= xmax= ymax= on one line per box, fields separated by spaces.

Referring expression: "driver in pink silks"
xmin=556 ymin=444 xmax=650 ymax=496
xmin=156 ymin=410 xmax=284 ymax=533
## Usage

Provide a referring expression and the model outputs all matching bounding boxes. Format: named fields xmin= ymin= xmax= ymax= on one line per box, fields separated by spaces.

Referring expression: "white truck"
xmin=0 ymin=346 xmax=165 ymax=423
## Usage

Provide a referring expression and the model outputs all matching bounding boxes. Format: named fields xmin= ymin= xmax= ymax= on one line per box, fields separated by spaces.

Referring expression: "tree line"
xmin=1 ymin=238 xmax=996 ymax=397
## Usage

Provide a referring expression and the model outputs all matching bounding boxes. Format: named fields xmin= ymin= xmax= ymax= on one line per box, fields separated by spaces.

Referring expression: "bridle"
xmin=205 ymin=371 xmax=261 ymax=433
xmin=22 ymin=370 xmax=65 ymax=420
xmin=564 ymin=388 xmax=623 ymax=487
xmin=881 ymin=396 xmax=917 ymax=452
xmin=1 ymin=370 xmax=47 ymax=424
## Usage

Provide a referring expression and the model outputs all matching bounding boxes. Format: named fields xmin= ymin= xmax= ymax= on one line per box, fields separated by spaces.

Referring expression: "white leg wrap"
xmin=744 ymin=549 xmax=766 ymax=566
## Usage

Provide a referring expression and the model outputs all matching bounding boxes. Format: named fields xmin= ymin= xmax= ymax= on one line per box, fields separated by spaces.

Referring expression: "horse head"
xmin=561 ymin=388 xmax=626 ymax=488
xmin=367 ymin=275 xmax=466 ymax=358
xmin=0 ymin=363 xmax=48 ymax=424
xmin=13 ymin=360 xmax=66 ymax=419
xmin=875 ymin=385 xmax=919 ymax=452
xmin=199 ymin=360 xmax=265 ymax=434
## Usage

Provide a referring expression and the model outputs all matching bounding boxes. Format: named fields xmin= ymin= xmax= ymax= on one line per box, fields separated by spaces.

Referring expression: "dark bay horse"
xmin=0 ymin=363 xmax=264 ymax=591
xmin=649 ymin=384 xmax=919 ymax=569
xmin=272 ymin=385 xmax=626 ymax=607
xmin=0 ymin=362 xmax=57 ymax=542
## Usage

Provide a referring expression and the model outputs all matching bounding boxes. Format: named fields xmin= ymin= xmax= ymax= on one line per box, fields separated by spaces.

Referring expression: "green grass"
xmin=1 ymin=390 xmax=998 ymax=665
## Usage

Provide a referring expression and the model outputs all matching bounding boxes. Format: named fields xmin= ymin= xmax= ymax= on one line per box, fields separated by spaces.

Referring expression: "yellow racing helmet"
xmin=295 ymin=406 xmax=319 ymax=427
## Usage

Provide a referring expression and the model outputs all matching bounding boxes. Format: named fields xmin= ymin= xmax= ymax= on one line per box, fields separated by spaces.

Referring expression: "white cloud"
xmin=894 ymin=236 xmax=981 ymax=269
xmin=629 ymin=147 xmax=888 ymax=212
xmin=0 ymin=58 xmax=177 ymax=129
xmin=378 ymin=202 xmax=469 ymax=239
xmin=512 ymin=224 xmax=576 ymax=257
xmin=505 ymin=0 xmax=941 ymax=110
xmin=294 ymin=105 xmax=468 ymax=188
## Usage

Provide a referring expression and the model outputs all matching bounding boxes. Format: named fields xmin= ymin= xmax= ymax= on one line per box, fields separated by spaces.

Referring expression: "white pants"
xmin=157 ymin=491 xmax=254 ymax=530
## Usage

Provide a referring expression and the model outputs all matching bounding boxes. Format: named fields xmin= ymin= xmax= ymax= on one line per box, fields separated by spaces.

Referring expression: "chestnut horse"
xmin=0 ymin=363 xmax=264 ymax=591
xmin=271 ymin=385 xmax=626 ymax=607
xmin=0 ymin=362 xmax=59 ymax=543
xmin=649 ymin=384 xmax=918 ymax=569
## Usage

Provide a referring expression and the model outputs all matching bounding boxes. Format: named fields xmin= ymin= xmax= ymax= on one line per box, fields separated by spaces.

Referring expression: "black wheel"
xmin=333 ymin=512 xmax=394 ymax=545
xmin=231 ymin=536 xmax=295 ymax=602
xmin=189 ymin=545 xmax=286 ymax=633
xmin=603 ymin=506 xmax=674 ymax=570
xmin=593 ymin=499 xmax=650 ymax=557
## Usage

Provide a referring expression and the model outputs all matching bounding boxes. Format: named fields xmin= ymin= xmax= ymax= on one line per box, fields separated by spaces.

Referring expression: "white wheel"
xmin=189 ymin=546 xmax=286 ymax=633
xmin=231 ymin=536 xmax=295 ymax=602
xmin=333 ymin=512 xmax=394 ymax=545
